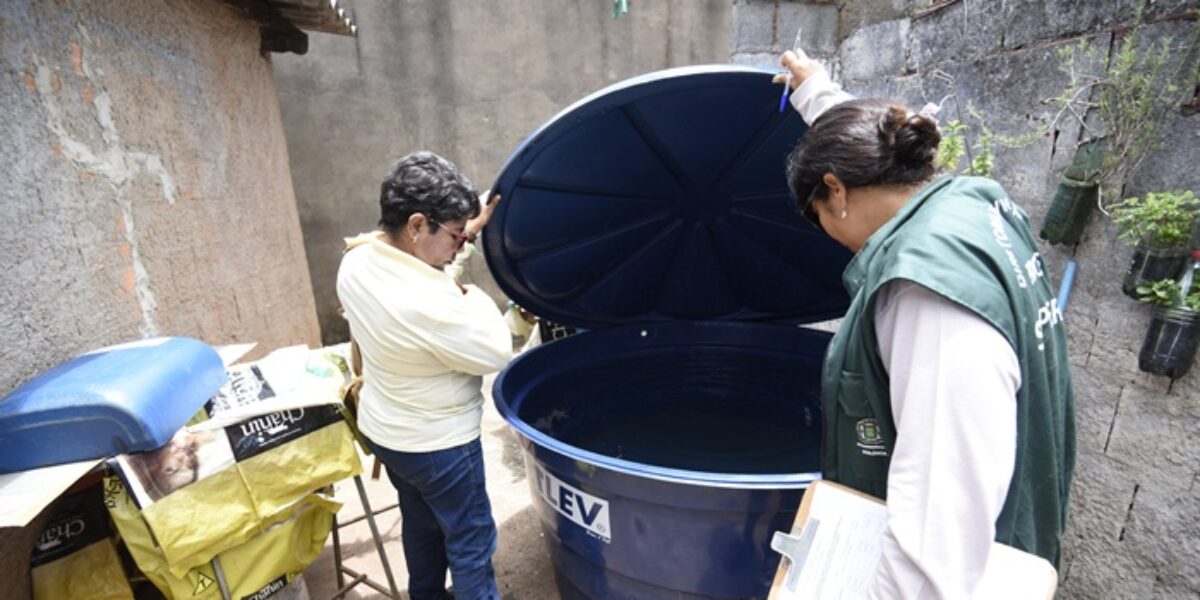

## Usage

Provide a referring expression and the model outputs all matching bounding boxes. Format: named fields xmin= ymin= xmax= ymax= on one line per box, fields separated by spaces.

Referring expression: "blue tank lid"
xmin=0 ymin=337 xmax=226 ymax=473
xmin=483 ymin=65 xmax=852 ymax=328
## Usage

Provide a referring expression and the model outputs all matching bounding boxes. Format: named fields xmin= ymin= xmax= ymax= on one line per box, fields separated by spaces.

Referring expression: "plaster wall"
xmin=0 ymin=0 xmax=321 ymax=394
xmin=273 ymin=0 xmax=732 ymax=344
xmin=733 ymin=1 xmax=1200 ymax=597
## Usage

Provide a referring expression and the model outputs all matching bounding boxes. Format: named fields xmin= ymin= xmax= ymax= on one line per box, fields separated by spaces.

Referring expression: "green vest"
xmin=820 ymin=175 xmax=1075 ymax=565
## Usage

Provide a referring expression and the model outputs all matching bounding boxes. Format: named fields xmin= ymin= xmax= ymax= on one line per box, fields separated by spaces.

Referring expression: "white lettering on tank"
xmin=534 ymin=465 xmax=611 ymax=543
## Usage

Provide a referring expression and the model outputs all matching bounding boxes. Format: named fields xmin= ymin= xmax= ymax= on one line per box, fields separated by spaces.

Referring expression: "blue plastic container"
xmin=0 ymin=337 xmax=226 ymax=473
xmin=485 ymin=66 xmax=853 ymax=599
xmin=495 ymin=321 xmax=832 ymax=598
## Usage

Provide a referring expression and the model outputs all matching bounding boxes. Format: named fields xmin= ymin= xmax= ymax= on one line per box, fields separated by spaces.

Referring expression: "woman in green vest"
xmin=776 ymin=50 xmax=1075 ymax=599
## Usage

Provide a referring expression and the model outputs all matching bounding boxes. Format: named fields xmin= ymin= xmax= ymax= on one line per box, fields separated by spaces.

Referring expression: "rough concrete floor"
xmin=303 ymin=374 xmax=562 ymax=600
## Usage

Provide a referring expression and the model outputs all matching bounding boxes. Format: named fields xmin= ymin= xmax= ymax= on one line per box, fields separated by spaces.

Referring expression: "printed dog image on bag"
xmin=123 ymin=428 xmax=235 ymax=503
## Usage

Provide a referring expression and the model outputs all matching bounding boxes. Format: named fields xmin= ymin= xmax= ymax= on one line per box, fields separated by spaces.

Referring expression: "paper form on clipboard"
xmin=768 ymin=480 xmax=1057 ymax=600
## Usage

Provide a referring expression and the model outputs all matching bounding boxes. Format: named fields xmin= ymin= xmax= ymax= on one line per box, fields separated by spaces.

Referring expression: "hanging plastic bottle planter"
xmin=1110 ymin=191 xmax=1200 ymax=299
xmin=1039 ymin=140 xmax=1103 ymax=246
xmin=1139 ymin=306 xmax=1200 ymax=379
xmin=1123 ymin=245 xmax=1191 ymax=298
xmin=1136 ymin=250 xmax=1200 ymax=379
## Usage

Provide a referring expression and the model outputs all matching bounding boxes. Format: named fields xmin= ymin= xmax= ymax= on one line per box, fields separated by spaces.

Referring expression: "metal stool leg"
xmin=327 ymin=572 xmax=368 ymax=600
xmin=331 ymin=512 xmax=346 ymax=591
xmin=211 ymin=557 xmax=231 ymax=600
xmin=354 ymin=474 xmax=401 ymax=599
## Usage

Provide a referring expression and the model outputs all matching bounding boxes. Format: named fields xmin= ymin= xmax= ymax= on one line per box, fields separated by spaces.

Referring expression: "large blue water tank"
xmin=495 ymin=321 xmax=830 ymax=598
xmin=485 ymin=66 xmax=853 ymax=599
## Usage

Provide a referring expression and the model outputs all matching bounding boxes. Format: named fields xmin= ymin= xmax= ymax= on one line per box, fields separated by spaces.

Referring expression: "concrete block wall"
xmin=273 ymin=0 xmax=732 ymax=345
xmin=735 ymin=1 xmax=1200 ymax=598
xmin=730 ymin=0 xmax=839 ymax=68
xmin=0 ymin=0 xmax=322 ymax=398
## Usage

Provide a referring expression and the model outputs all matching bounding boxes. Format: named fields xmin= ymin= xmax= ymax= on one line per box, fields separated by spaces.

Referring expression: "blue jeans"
xmin=364 ymin=436 xmax=500 ymax=600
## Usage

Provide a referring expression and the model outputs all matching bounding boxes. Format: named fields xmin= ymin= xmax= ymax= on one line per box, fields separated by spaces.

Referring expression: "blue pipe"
xmin=1057 ymin=259 xmax=1078 ymax=312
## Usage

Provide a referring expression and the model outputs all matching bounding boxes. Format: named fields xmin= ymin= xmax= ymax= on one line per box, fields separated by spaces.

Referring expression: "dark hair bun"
xmin=880 ymin=106 xmax=940 ymax=167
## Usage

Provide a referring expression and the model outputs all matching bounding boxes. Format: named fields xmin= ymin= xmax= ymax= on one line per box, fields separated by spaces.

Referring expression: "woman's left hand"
xmin=771 ymin=49 xmax=826 ymax=90
xmin=466 ymin=192 xmax=501 ymax=239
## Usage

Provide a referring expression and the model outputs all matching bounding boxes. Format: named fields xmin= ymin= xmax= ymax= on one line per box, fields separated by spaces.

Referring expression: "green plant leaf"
xmin=1135 ymin=278 xmax=1184 ymax=307
xmin=1109 ymin=190 xmax=1200 ymax=249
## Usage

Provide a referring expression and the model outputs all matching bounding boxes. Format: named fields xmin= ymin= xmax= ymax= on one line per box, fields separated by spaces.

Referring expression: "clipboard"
xmin=768 ymin=480 xmax=1058 ymax=600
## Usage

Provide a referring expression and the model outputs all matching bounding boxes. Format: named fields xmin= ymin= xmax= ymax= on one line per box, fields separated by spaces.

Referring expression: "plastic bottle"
xmin=1177 ymin=249 xmax=1200 ymax=307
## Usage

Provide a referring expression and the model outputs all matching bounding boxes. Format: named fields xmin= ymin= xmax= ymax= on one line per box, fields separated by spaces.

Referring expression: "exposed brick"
xmin=70 ymin=41 xmax=83 ymax=75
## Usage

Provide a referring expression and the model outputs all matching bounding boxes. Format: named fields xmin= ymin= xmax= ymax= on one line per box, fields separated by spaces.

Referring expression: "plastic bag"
xmin=31 ymin=484 xmax=133 ymax=600
xmin=105 ymin=475 xmax=337 ymax=600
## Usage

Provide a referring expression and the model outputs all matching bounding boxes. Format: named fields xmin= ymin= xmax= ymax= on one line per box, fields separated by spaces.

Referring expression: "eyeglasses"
xmin=429 ymin=220 xmax=471 ymax=247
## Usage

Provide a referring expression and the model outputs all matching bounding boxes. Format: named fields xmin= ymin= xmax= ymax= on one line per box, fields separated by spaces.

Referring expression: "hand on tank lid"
xmin=774 ymin=26 xmax=805 ymax=112
xmin=465 ymin=191 xmax=501 ymax=242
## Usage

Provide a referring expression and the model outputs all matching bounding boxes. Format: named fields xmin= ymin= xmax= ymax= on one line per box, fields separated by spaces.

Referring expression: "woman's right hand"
xmin=466 ymin=192 xmax=501 ymax=240
xmin=771 ymin=49 xmax=827 ymax=90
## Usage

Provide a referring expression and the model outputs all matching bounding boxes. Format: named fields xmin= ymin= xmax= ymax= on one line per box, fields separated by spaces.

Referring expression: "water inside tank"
xmin=516 ymin=345 xmax=822 ymax=474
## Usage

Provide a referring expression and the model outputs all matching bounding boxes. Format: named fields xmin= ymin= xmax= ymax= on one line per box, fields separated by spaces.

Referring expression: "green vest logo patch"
xmin=855 ymin=419 xmax=888 ymax=456
xmin=856 ymin=418 xmax=881 ymax=444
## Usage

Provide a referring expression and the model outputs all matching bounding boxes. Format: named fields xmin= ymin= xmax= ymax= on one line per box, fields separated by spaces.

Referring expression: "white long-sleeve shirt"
xmin=336 ymin=234 xmax=512 ymax=452
xmin=869 ymin=281 xmax=1019 ymax=599
xmin=788 ymin=69 xmax=855 ymax=124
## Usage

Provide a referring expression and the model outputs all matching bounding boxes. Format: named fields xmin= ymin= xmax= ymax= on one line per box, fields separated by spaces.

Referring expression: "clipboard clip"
xmin=771 ymin=518 xmax=821 ymax=592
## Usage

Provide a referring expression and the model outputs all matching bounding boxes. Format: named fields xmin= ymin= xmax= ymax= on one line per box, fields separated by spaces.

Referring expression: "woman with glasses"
xmin=776 ymin=50 xmax=1074 ymax=599
xmin=337 ymin=151 xmax=509 ymax=600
